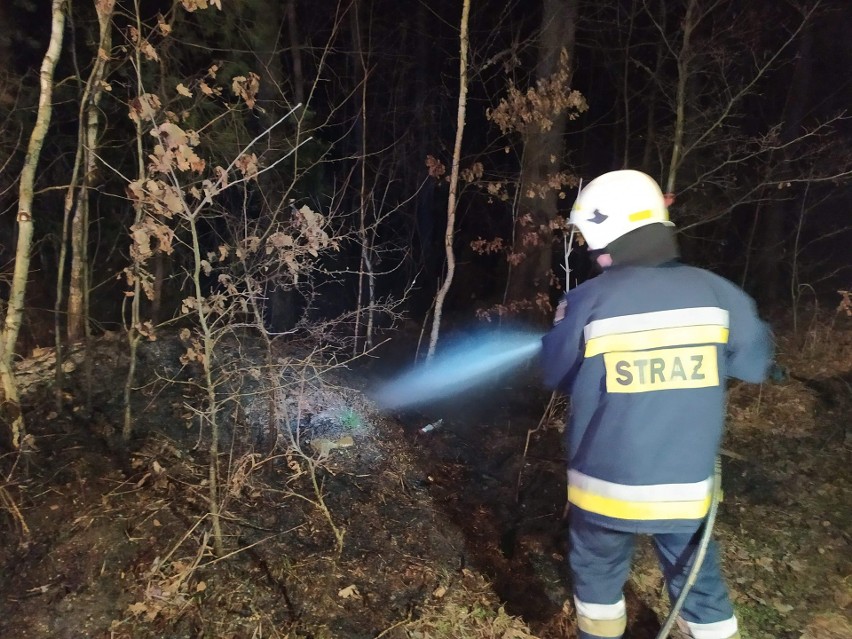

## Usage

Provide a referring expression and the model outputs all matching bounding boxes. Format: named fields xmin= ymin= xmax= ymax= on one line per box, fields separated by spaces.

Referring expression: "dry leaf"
xmin=232 ymin=73 xmax=261 ymax=108
xmin=338 ymin=584 xmax=361 ymax=599
xmin=157 ymin=15 xmax=172 ymax=36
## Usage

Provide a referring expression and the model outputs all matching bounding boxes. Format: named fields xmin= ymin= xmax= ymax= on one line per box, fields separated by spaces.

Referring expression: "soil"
xmin=0 ymin=317 xmax=850 ymax=639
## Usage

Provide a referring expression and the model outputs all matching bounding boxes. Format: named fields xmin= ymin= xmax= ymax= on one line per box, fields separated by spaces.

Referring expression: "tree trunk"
xmin=755 ymin=19 xmax=814 ymax=306
xmin=505 ymin=0 xmax=578 ymax=315
xmin=427 ymin=0 xmax=470 ymax=359
xmin=350 ymin=0 xmax=374 ymax=354
xmin=286 ymin=0 xmax=304 ymax=105
xmin=0 ymin=0 xmax=65 ymax=448
xmin=123 ymin=0 xmax=147 ymax=442
xmin=0 ymin=3 xmax=14 ymax=105
xmin=67 ymin=0 xmax=114 ymax=341
xmin=640 ymin=3 xmax=666 ymax=173
xmin=663 ymin=0 xmax=699 ymax=196
xmin=413 ymin=2 xmax=437 ymax=295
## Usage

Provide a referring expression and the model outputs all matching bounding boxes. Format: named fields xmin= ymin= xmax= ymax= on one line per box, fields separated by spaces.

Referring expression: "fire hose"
xmin=655 ymin=456 xmax=723 ymax=639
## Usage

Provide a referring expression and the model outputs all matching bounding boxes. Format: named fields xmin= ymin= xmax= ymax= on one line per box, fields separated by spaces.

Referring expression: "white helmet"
xmin=569 ymin=170 xmax=673 ymax=250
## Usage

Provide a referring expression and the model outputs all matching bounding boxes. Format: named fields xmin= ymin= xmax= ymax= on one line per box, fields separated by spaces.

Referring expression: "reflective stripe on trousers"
xmin=569 ymin=516 xmax=739 ymax=639
xmin=575 ymin=596 xmax=627 ymax=638
xmin=676 ymin=615 xmax=740 ymax=639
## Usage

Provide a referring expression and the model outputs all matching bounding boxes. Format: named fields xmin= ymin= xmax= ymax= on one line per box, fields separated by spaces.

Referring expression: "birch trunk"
xmin=55 ymin=0 xmax=114 ymax=410
xmin=123 ymin=0 xmax=146 ymax=441
xmin=0 ymin=0 xmax=65 ymax=448
xmin=351 ymin=0 xmax=373 ymax=355
xmin=427 ymin=0 xmax=470 ymax=359
xmin=67 ymin=0 xmax=114 ymax=341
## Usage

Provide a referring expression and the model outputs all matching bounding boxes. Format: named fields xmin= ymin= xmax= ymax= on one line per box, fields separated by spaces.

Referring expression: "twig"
xmin=196 ymin=525 xmax=303 ymax=569
xmin=515 ymin=391 xmax=557 ymax=502
xmin=374 ymin=614 xmax=412 ymax=638
xmin=0 ymin=485 xmax=30 ymax=537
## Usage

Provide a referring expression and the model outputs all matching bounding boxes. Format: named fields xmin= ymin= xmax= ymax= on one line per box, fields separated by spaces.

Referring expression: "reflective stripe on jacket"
xmin=568 ymin=470 xmax=713 ymax=521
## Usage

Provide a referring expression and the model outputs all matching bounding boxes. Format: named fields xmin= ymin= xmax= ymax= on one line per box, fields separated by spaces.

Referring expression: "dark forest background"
xmin=0 ymin=0 xmax=851 ymax=388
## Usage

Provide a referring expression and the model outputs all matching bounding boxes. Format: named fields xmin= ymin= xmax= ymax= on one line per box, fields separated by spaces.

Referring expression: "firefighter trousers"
xmin=569 ymin=518 xmax=739 ymax=639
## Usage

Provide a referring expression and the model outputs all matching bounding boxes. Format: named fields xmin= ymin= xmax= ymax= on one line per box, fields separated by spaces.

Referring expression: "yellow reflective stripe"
xmin=577 ymin=614 xmax=627 ymax=637
xmin=584 ymin=308 xmax=729 ymax=341
xmin=628 ymin=209 xmax=652 ymax=222
xmin=585 ymin=325 xmax=729 ymax=358
xmin=568 ymin=484 xmax=711 ymax=520
xmin=569 ymin=469 xmax=712 ymax=502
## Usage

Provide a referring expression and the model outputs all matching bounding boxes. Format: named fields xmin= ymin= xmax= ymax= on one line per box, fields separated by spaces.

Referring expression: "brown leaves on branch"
xmin=136 ymin=320 xmax=156 ymax=341
xmin=522 ymin=169 xmax=581 ymax=200
xmin=425 ymin=155 xmax=446 ymax=179
xmin=470 ymin=214 xmax=573 ymax=269
xmin=123 ymin=116 xmax=207 ymax=301
xmin=470 ymin=237 xmax=505 ymax=255
xmin=180 ymin=0 xmax=222 ymax=11
xmin=474 ymin=293 xmax=552 ymax=321
xmin=148 ymin=122 xmax=205 ymax=174
xmin=122 ymin=58 xmax=326 ymax=332
xmin=487 ymin=49 xmax=588 ymax=136
xmin=129 ymin=93 xmax=162 ymax=126
xmin=232 ymin=73 xmax=260 ymax=109
xmin=128 ymin=26 xmax=159 ymax=62
xmin=483 ymin=180 xmax=510 ymax=202
xmin=460 ymin=162 xmax=484 ymax=183
xmin=235 ymin=153 xmax=259 ymax=180
xmin=156 ymin=14 xmax=172 ymax=36
xmin=129 ymin=216 xmax=175 ymax=263
xmin=266 ymin=205 xmax=337 ymax=283
xmin=127 ymin=179 xmax=184 ymax=219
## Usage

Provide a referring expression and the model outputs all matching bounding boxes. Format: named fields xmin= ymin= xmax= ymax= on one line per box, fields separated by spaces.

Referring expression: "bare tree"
xmin=65 ymin=1 xmax=115 ymax=341
xmin=0 ymin=0 xmax=66 ymax=449
xmin=427 ymin=0 xmax=471 ymax=359
xmin=580 ymin=0 xmax=852 ymax=297
xmin=54 ymin=0 xmax=116 ymax=410
xmin=638 ymin=0 xmax=825 ymax=213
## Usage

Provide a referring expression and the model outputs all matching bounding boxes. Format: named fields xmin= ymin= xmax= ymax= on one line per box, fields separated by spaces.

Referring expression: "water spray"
xmin=372 ymin=328 xmax=544 ymax=410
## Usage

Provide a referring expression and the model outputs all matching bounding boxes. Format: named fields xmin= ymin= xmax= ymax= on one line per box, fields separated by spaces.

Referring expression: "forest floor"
xmin=0 ymin=312 xmax=850 ymax=639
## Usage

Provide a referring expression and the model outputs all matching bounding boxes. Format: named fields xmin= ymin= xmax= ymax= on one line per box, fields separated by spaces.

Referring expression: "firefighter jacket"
xmin=541 ymin=261 xmax=772 ymax=533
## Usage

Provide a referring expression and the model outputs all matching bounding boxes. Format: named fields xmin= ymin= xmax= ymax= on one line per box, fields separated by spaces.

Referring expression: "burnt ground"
xmin=0 ymin=316 xmax=850 ymax=639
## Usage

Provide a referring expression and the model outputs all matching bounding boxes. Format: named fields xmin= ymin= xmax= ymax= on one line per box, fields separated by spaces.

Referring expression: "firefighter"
xmin=541 ymin=170 xmax=772 ymax=639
